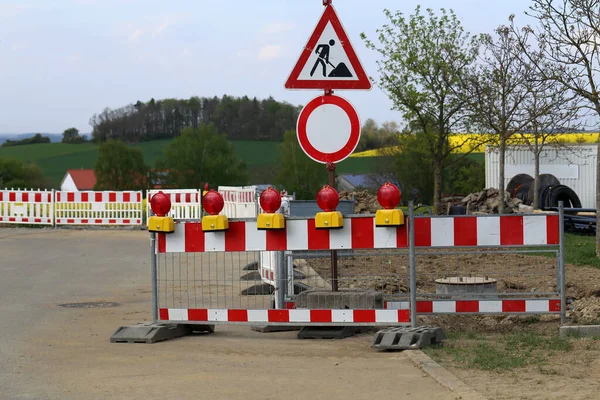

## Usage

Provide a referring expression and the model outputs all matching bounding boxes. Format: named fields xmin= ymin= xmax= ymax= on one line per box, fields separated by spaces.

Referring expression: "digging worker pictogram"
xmin=310 ymin=39 xmax=353 ymax=78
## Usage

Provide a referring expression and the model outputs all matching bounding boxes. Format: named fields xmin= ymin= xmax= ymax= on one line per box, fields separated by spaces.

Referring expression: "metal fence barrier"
xmin=0 ymin=188 xmax=54 ymax=225
xmin=55 ymin=191 xmax=143 ymax=225
xmin=152 ymin=203 xmax=565 ymax=328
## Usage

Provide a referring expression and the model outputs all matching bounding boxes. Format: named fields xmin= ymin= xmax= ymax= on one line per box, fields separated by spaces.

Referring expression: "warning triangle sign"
xmin=284 ymin=5 xmax=372 ymax=90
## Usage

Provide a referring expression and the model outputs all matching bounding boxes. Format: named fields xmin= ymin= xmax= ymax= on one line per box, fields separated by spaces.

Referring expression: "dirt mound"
xmin=339 ymin=190 xmax=380 ymax=214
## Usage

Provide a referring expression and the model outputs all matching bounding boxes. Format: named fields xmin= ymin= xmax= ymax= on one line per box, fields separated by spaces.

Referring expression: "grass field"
xmin=0 ymin=139 xmax=391 ymax=187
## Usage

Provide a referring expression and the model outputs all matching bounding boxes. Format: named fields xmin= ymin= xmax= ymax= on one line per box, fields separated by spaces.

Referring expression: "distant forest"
xmin=89 ymin=95 xmax=302 ymax=143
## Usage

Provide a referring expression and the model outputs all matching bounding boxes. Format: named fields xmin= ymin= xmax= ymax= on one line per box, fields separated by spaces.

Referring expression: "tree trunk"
xmin=498 ymin=133 xmax=506 ymax=214
xmin=533 ymin=137 xmax=540 ymax=210
xmin=596 ymin=137 xmax=600 ymax=257
xmin=433 ymin=160 xmax=443 ymax=215
xmin=533 ymin=152 xmax=540 ymax=210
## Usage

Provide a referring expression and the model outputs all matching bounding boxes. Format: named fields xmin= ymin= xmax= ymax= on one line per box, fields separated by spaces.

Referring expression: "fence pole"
xmin=408 ymin=201 xmax=417 ymax=328
xmin=558 ymin=201 xmax=566 ymax=324
xmin=275 ymin=251 xmax=287 ymax=309
xmin=151 ymin=232 xmax=158 ymax=323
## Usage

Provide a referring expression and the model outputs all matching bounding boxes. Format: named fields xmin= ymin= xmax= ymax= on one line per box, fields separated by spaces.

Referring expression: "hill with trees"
xmin=89 ymin=95 xmax=302 ymax=143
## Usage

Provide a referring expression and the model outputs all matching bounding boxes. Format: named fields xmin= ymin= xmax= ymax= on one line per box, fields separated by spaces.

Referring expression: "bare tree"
xmin=510 ymin=0 xmax=600 ymax=255
xmin=468 ymin=25 xmax=535 ymax=214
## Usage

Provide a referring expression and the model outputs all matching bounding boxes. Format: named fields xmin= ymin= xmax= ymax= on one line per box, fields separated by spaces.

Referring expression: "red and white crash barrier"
xmin=158 ymin=308 xmax=410 ymax=325
xmin=0 ymin=189 xmax=54 ymax=225
xmin=147 ymin=189 xmax=201 ymax=219
xmin=157 ymin=214 xmax=559 ymax=253
xmin=385 ymin=299 xmax=561 ymax=314
xmin=218 ymin=186 xmax=257 ymax=218
xmin=55 ymin=191 xmax=142 ymax=225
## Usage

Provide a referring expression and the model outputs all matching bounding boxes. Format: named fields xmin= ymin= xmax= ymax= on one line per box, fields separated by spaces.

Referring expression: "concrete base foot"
xmin=110 ymin=323 xmax=214 ymax=344
xmin=297 ymin=325 xmax=357 ymax=340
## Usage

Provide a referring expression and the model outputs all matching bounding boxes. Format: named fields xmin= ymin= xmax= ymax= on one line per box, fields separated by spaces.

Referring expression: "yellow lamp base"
xmin=315 ymin=211 xmax=344 ymax=229
xmin=148 ymin=216 xmax=175 ymax=233
xmin=375 ymin=209 xmax=405 ymax=227
xmin=202 ymin=215 xmax=229 ymax=232
xmin=257 ymin=213 xmax=285 ymax=230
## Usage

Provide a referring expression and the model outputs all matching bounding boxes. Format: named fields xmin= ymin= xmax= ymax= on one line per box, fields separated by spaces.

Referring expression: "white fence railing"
xmin=0 ymin=188 xmax=143 ymax=226
xmin=55 ymin=191 xmax=143 ymax=225
xmin=0 ymin=189 xmax=54 ymax=225
xmin=147 ymin=189 xmax=202 ymax=219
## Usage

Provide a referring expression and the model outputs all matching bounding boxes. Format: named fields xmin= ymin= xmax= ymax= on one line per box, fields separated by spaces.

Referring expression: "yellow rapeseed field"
xmin=350 ymin=133 xmax=600 ymax=157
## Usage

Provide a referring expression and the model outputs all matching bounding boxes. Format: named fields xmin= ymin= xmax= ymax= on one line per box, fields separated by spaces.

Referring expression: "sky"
xmin=0 ymin=0 xmax=535 ymax=134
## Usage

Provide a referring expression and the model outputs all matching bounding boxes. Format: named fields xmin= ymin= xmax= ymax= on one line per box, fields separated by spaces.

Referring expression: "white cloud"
xmin=128 ymin=29 xmax=143 ymax=43
xmin=258 ymin=45 xmax=284 ymax=60
xmin=262 ymin=22 xmax=294 ymax=35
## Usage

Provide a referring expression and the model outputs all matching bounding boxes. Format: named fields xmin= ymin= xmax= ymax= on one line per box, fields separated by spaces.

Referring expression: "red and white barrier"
xmin=218 ymin=186 xmax=257 ymax=218
xmin=0 ymin=189 xmax=54 ymax=225
xmin=157 ymin=214 xmax=559 ymax=253
xmin=385 ymin=299 xmax=561 ymax=314
xmin=55 ymin=191 xmax=142 ymax=225
xmin=147 ymin=190 xmax=201 ymax=219
xmin=158 ymin=308 xmax=410 ymax=325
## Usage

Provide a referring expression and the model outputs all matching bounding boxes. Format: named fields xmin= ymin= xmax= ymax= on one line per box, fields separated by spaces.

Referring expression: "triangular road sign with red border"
xmin=284 ymin=4 xmax=372 ymax=90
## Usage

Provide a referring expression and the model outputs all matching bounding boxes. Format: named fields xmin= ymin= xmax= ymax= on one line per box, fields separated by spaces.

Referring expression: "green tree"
xmin=62 ymin=127 xmax=84 ymax=144
xmin=160 ymin=124 xmax=248 ymax=188
xmin=275 ymin=130 xmax=327 ymax=200
xmin=362 ymin=6 xmax=483 ymax=214
xmin=386 ymin=122 xmax=484 ymax=205
xmin=94 ymin=140 xmax=148 ymax=190
xmin=0 ymin=158 xmax=50 ymax=189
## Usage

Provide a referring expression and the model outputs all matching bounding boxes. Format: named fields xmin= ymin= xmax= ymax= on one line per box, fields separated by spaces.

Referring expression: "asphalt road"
xmin=0 ymin=227 xmax=459 ymax=400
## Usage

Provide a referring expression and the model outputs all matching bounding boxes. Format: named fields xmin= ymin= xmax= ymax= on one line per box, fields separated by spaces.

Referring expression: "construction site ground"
xmin=0 ymin=228 xmax=457 ymax=400
xmin=3 ymin=228 xmax=600 ymax=399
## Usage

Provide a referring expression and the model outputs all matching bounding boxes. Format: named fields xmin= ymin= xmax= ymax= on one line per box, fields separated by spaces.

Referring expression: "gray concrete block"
xmin=240 ymin=271 xmax=262 ymax=281
xmin=297 ymin=326 xmax=357 ymax=339
xmin=110 ymin=323 xmax=195 ymax=344
xmin=251 ymin=325 xmax=301 ymax=333
xmin=240 ymin=283 xmax=274 ymax=295
xmin=371 ymin=326 xmax=447 ymax=351
xmin=295 ymin=288 xmax=383 ymax=309
xmin=559 ymin=325 xmax=600 ymax=338
xmin=243 ymin=261 xmax=259 ymax=271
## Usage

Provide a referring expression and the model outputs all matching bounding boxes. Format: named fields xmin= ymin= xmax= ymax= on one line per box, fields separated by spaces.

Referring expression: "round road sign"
xmin=296 ymin=94 xmax=361 ymax=164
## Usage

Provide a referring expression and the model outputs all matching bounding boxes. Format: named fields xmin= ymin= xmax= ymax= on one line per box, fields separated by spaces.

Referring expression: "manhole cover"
xmin=57 ymin=301 xmax=120 ymax=308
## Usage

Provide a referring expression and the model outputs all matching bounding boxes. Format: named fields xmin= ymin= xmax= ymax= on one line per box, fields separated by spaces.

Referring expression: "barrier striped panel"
xmin=157 ymin=214 xmax=559 ymax=253
xmin=55 ymin=191 xmax=142 ymax=226
xmin=384 ymin=299 xmax=561 ymax=314
xmin=147 ymin=190 xmax=201 ymax=220
xmin=0 ymin=189 xmax=54 ymax=225
xmin=158 ymin=308 xmax=411 ymax=325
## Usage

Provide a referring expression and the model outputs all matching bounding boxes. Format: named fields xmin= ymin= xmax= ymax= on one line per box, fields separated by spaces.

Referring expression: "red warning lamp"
xmin=147 ymin=191 xmax=174 ymax=233
xmin=150 ymin=191 xmax=171 ymax=216
xmin=375 ymin=182 xmax=404 ymax=227
xmin=257 ymin=187 xmax=285 ymax=230
xmin=377 ymin=182 xmax=401 ymax=210
xmin=260 ymin=187 xmax=282 ymax=213
xmin=316 ymin=185 xmax=340 ymax=212
xmin=315 ymin=185 xmax=343 ymax=229
xmin=201 ymin=190 xmax=228 ymax=231
xmin=202 ymin=190 xmax=224 ymax=216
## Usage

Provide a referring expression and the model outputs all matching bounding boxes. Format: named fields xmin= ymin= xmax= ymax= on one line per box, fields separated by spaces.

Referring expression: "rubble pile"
xmin=568 ymin=297 xmax=600 ymax=324
xmin=460 ymin=188 xmax=523 ymax=214
xmin=339 ymin=190 xmax=380 ymax=214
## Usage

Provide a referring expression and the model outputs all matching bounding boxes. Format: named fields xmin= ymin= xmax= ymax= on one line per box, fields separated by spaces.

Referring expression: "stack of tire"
xmin=506 ymin=173 xmax=582 ymax=209
xmin=507 ymin=173 xmax=594 ymax=235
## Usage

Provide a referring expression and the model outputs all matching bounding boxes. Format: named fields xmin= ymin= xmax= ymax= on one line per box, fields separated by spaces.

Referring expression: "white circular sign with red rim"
xmin=296 ymin=94 xmax=361 ymax=164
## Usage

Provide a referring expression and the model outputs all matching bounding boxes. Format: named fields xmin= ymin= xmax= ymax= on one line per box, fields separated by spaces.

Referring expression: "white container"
xmin=485 ymin=144 xmax=597 ymax=208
